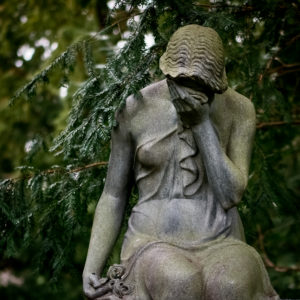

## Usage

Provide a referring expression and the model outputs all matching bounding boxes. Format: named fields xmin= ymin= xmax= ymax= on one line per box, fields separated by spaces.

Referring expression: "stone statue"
xmin=83 ymin=24 xmax=279 ymax=300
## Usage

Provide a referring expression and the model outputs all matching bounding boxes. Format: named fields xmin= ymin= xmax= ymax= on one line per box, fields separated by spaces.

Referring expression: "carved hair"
xmin=160 ymin=24 xmax=228 ymax=93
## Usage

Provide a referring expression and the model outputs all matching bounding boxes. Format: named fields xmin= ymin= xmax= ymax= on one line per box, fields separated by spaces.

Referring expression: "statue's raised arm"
xmin=83 ymin=24 xmax=279 ymax=300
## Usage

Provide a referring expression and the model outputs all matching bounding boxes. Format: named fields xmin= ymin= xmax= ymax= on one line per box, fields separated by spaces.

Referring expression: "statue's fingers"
xmin=93 ymin=285 xmax=113 ymax=298
xmin=180 ymin=102 xmax=193 ymax=112
xmin=89 ymin=273 xmax=100 ymax=288
xmin=93 ymin=277 xmax=109 ymax=289
xmin=177 ymin=96 xmax=195 ymax=112
xmin=177 ymin=101 xmax=192 ymax=113
xmin=168 ymin=81 xmax=181 ymax=99
xmin=169 ymin=90 xmax=180 ymax=101
xmin=168 ymin=84 xmax=177 ymax=97
xmin=169 ymin=80 xmax=188 ymax=100
xmin=177 ymin=87 xmax=187 ymax=100
xmin=83 ymin=282 xmax=97 ymax=299
xmin=173 ymin=99 xmax=185 ymax=112
xmin=181 ymin=95 xmax=201 ymax=110
xmin=84 ymin=289 xmax=96 ymax=299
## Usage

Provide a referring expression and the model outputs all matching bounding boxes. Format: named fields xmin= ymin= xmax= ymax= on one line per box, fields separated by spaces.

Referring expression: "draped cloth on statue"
xmin=120 ymin=96 xmax=245 ymax=265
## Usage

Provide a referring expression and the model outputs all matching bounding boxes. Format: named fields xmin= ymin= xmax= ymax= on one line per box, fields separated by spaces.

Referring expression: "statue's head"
xmin=160 ymin=24 xmax=228 ymax=94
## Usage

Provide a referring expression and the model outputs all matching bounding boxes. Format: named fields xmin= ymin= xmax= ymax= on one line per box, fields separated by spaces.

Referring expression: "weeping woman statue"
xmin=83 ymin=25 xmax=279 ymax=300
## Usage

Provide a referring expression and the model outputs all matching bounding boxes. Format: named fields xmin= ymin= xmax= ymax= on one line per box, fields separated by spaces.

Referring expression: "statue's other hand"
xmin=83 ymin=273 xmax=97 ymax=299
xmin=82 ymin=273 xmax=102 ymax=299
xmin=83 ymin=273 xmax=111 ymax=299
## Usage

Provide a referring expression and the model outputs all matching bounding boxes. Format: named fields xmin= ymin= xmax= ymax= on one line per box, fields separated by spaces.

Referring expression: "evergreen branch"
xmin=256 ymin=120 xmax=300 ymax=129
xmin=257 ymin=225 xmax=300 ymax=272
xmin=87 ymin=11 xmax=143 ymax=44
xmin=192 ymin=2 xmax=255 ymax=12
xmin=193 ymin=2 xmax=253 ymax=9
xmin=66 ymin=162 xmax=108 ymax=173
xmin=258 ymin=35 xmax=300 ymax=82
xmin=11 ymin=161 xmax=108 ymax=182
xmin=10 ymin=11 xmax=144 ymax=104
xmin=258 ymin=48 xmax=281 ymax=83
xmin=193 ymin=0 xmax=296 ymax=13
xmin=10 ymin=45 xmax=79 ymax=105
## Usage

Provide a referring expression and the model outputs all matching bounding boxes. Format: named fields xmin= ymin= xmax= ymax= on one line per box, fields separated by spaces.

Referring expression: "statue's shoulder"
xmin=140 ymin=79 xmax=169 ymax=100
xmin=123 ymin=79 xmax=169 ymax=114
xmin=219 ymin=87 xmax=256 ymax=121
xmin=116 ymin=79 xmax=168 ymax=125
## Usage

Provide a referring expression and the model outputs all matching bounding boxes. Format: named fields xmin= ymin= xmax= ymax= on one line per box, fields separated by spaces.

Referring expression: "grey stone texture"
xmin=83 ymin=25 xmax=279 ymax=300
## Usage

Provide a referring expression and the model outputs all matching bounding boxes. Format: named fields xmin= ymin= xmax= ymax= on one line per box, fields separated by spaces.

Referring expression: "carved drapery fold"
xmin=167 ymin=78 xmax=204 ymax=196
xmin=177 ymin=123 xmax=203 ymax=196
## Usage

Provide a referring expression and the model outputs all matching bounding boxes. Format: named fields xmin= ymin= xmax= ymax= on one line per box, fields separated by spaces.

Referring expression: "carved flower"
xmin=112 ymin=279 xmax=134 ymax=297
xmin=93 ymin=277 xmax=109 ymax=289
xmin=107 ymin=264 xmax=126 ymax=280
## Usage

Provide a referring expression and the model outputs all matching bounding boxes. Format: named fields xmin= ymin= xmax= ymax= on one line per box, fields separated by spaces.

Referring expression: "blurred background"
xmin=0 ymin=0 xmax=299 ymax=299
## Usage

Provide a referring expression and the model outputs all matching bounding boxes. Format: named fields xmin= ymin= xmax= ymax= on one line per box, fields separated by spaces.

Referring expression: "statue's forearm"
xmin=192 ymin=119 xmax=247 ymax=210
xmin=83 ymin=192 xmax=126 ymax=276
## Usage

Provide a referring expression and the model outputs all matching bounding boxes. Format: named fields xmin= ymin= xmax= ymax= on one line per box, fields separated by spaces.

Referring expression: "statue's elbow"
xmin=222 ymin=180 xmax=246 ymax=210
xmin=231 ymin=179 xmax=247 ymax=207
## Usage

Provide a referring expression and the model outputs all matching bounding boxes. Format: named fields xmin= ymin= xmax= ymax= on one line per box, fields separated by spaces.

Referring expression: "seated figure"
xmin=83 ymin=24 xmax=279 ymax=300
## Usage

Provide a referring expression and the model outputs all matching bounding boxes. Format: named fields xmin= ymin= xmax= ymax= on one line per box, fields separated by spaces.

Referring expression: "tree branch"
xmin=192 ymin=2 xmax=254 ymax=12
xmin=66 ymin=162 xmax=108 ymax=173
xmin=257 ymin=225 xmax=300 ymax=272
xmin=267 ymin=63 xmax=300 ymax=77
xmin=10 ymin=161 xmax=108 ymax=182
xmin=256 ymin=120 xmax=300 ymax=129
xmin=87 ymin=11 xmax=143 ymax=43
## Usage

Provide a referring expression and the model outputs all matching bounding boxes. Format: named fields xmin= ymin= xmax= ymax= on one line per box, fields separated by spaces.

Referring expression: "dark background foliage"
xmin=0 ymin=0 xmax=299 ymax=298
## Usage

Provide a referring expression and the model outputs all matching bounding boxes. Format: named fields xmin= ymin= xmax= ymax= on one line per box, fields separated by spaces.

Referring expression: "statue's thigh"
xmin=202 ymin=244 xmax=269 ymax=300
xmin=135 ymin=245 xmax=203 ymax=300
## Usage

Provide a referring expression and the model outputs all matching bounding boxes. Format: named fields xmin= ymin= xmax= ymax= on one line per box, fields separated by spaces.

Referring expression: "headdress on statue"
xmin=159 ymin=24 xmax=228 ymax=94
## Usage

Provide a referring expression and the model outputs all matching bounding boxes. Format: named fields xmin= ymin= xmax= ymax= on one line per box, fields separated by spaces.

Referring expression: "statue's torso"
xmin=121 ymin=79 xmax=245 ymax=262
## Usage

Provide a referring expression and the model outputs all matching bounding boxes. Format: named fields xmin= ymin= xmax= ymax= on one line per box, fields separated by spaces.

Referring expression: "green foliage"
xmin=0 ymin=0 xmax=299 ymax=298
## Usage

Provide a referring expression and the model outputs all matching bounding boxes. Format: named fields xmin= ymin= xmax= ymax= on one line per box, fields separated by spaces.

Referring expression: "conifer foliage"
xmin=0 ymin=0 xmax=299 ymax=298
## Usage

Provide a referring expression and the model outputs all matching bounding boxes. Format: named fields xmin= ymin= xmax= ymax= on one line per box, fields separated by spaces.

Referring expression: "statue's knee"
xmin=152 ymin=266 xmax=202 ymax=300
xmin=206 ymin=271 xmax=251 ymax=299
xmin=219 ymin=275 xmax=247 ymax=295
xmin=140 ymin=246 xmax=203 ymax=299
xmin=143 ymin=246 xmax=201 ymax=281
xmin=139 ymin=246 xmax=168 ymax=272
xmin=205 ymin=254 xmax=260 ymax=299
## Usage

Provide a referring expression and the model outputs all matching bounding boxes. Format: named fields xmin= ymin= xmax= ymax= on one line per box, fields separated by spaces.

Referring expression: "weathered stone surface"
xmin=83 ymin=24 xmax=279 ymax=300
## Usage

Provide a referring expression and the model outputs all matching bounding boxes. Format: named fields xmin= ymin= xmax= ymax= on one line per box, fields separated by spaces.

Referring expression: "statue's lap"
xmin=117 ymin=237 xmax=279 ymax=300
